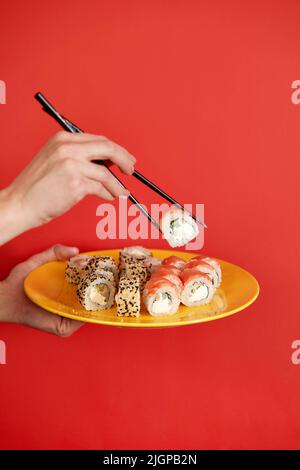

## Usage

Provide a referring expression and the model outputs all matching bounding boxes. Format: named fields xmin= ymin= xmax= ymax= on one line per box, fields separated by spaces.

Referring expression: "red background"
xmin=0 ymin=0 xmax=299 ymax=450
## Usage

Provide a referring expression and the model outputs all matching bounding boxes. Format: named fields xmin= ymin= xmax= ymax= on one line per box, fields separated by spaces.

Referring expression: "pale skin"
xmin=0 ymin=131 xmax=136 ymax=336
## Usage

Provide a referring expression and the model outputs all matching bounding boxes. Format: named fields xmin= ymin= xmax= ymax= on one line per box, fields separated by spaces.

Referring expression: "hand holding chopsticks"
xmin=34 ymin=92 xmax=206 ymax=231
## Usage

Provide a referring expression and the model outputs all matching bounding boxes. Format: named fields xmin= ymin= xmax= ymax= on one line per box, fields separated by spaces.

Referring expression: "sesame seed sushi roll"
xmin=161 ymin=255 xmax=186 ymax=270
xmin=184 ymin=259 xmax=218 ymax=287
xmin=65 ymin=255 xmax=95 ymax=284
xmin=115 ymin=275 xmax=141 ymax=317
xmin=180 ymin=269 xmax=215 ymax=306
xmin=119 ymin=246 xmax=152 ymax=264
xmin=143 ymin=278 xmax=181 ymax=316
xmin=94 ymin=268 xmax=116 ymax=286
xmin=194 ymin=256 xmax=222 ymax=288
xmin=88 ymin=256 xmax=119 ymax=283
xmin=120 ymin=260 xmax=148 ymax=290
xmin=160 ymin=205 xmax=199 ymax=248
xmin=77 ymin=273 xmax=116 ymax=311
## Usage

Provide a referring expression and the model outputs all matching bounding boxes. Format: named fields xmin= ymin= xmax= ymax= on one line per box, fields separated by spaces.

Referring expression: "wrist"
xmin=0 ymin=280 xmax=9 ymax=322
xmin=0 ymin=187 xmax=33 ymax=245
xmin=0 ymin=279 xmax=22 ymax=324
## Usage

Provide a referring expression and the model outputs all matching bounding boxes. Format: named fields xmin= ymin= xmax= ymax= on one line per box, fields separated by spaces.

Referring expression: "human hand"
xmin=0 ymin=132 xmax=136 ymax=244
xmin=0 ymin=244 xmax=84 ymax=337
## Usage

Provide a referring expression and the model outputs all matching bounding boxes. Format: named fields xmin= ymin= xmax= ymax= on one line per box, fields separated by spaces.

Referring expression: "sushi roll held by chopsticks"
xmin=160 ymin=205 xmax=199 ymax=248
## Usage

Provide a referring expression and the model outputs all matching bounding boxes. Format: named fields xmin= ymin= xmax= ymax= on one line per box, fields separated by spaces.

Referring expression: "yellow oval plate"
xmin=24 ymin=249 xmax=259 ymax=328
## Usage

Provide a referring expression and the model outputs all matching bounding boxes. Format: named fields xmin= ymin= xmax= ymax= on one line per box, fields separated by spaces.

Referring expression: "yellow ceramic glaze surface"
xmin=24 ymin=249 xmax=259 ymax=328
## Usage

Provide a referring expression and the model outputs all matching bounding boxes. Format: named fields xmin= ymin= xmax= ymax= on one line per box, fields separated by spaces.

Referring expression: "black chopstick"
xmin=35 ymin=92 xmax=161 ymax=233
xmin=132 ymin=170 xmax=207 ymax=228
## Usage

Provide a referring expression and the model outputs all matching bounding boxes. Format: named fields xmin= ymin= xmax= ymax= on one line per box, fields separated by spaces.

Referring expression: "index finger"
xmin=60 ymin=139 xmax=136 ymax=175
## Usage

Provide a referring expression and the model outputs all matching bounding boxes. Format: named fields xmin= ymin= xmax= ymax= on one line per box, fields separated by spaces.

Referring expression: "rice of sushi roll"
xmin=77 ymin=273 xmax=116 ymax=311
xmin=180 ymin=269 xmax=215 ymax=306
xmin=115 ymin=275 xmax=141 ymax=317
xmin=143 ymin=278 xmax=181 ymax=316
xmin=160 ymin=205 xmax=199 ymax=248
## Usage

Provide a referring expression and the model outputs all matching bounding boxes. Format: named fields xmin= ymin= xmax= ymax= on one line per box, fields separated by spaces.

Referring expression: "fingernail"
xmin=70 ymin=247 xmax=79 ymax=254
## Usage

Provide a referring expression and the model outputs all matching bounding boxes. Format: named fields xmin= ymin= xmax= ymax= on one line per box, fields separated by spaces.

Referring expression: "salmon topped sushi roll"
xmin=143 ymin=278 xmax=181 ymax=316
xmin=193 ymin=256 xmax=222 ymax=288
xmin=151 ymin=268 xmax=183 ymax=291
xmin=180 ymin=269 xmax=215 ymax=306
xmin=184 ymin=259 xmax=218 ymax=287
xmin=162 ymin=255 xmax=186 ymax=270
xmin=154 ymin=265 xmax=182 ymax=277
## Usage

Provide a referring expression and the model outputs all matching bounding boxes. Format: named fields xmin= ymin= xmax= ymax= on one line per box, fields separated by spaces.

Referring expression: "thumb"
xmin=17 ymin=244 xmax=79 ymax=277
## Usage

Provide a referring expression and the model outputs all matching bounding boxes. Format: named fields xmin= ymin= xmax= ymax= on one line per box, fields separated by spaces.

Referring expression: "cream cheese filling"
xmin=190 ymin=282 xmax=209 ymax=301
xmin=152 ymin=292 xmax=172 ymax=314
xmin=170 ymin=218 xmax=198 ymax=246
xmin=90 ymin=284 xmax=109 ymax=305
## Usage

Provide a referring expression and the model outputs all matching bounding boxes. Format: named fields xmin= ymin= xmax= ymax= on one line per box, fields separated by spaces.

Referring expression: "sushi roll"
xmin=180 ymin=269 xmax=215 ymax=306
xmin=120 ymin=259 xmax=148 ymax=290
xmin=143 ymin=256 xmax=162 ymax=274
xmin=160 ymin=205 xmax=199 ymax=248
xmin=151 ymin=267 xmax=183 ymax=291
xmin=88 ymin=256 xmax=119 ymax=283
xmin=77 ymin=273 xmax=116 ymax=311
xmin=115 ymin=275 xmax=141 ymax=317
xmin=94 ymin=267 xmax=116 ymax=286
xmin=65 ymin=254 xmax=118 ymax=285
xmin=161 ymin=255 xmax=186 ymax=270
xmin=119 ymin=247 xmax=153 ymax=287
xmin=155 ymin=265 xmax=182 ymax=277
xmin=194 ymin=256 xmax=222 ymax=288
xmin=184 ymin=259 xmax=218 ymax=287
xmin=143 ymin=278 xmax=181 ymax=316
xmin=65 ymin=255 xmax=94 ymax=284
xmin=119 ymin=246 xmax=152 ymax=264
